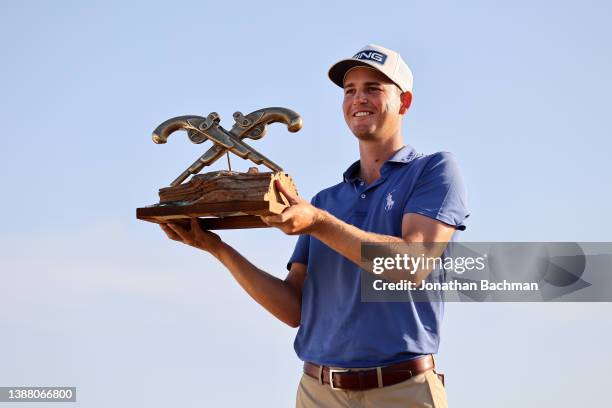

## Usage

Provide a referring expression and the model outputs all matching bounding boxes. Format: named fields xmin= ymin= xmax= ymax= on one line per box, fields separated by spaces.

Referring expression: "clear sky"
xmin=1 ymin=0 xmax=611 ymax=406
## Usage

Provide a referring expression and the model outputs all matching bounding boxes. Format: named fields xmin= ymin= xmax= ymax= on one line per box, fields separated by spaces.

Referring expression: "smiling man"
xmin=161 ymin=44 xmax=468 ymax=408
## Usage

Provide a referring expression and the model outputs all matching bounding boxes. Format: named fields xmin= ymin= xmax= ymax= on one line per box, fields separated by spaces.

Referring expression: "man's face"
xmin=342 ymin=67 xmax=403 ymax=141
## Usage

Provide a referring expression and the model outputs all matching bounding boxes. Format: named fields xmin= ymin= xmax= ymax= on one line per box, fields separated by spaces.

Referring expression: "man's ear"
xmin=399 ymin=92 xmax=412 ymax=115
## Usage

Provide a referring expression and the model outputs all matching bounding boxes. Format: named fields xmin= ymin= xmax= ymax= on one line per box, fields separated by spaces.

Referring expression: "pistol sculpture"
xmin=152 ymin=107 xmax=303 ymax=186
xmin=137 ymin=107 xmax=303 ymax=230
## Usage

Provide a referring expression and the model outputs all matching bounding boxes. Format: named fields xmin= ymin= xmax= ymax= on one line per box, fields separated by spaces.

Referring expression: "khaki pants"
xmin=296 ymin=368 xmax=447 ymax=408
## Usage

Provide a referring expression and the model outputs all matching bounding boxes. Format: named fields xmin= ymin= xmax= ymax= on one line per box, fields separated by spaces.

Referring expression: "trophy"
xmin=136 ymin=107 xmax=302 ymax=230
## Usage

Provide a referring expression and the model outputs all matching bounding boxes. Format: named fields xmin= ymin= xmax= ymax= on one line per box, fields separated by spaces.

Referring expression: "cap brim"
xmin=328 ymin=59 xmax=381 ymax=89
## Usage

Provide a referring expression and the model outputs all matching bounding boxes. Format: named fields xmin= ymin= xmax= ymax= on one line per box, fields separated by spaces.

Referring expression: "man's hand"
xmin=160 ymin=218 xmax=222 ymax=254
xmin=261 ymin=180 xmax=324 ymax=235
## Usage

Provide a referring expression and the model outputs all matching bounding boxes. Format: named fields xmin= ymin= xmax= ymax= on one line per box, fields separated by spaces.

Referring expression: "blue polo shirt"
xmin=287 ymin=145 xmax=469 ymax=368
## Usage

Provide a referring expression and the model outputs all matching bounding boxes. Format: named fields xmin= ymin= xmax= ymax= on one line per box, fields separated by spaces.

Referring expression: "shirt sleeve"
xmin=403 ymin=152 xmax=469 ymax=230
xmin=287 ymin=233 xmax=310 ymax=270
xmin=286 ymin=193 xmax=319 ymax=270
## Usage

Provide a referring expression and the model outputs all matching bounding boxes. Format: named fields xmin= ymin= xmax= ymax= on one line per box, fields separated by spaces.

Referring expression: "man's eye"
xmin=345 ymin=89 xmax=355 ymax=95
xmin=368 ymin=87 xmax=382 ymax=92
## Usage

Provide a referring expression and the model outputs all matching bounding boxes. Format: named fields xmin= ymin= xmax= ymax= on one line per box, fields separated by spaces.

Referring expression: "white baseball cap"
xmin=328 ymin=44 xmax=413 ymax=93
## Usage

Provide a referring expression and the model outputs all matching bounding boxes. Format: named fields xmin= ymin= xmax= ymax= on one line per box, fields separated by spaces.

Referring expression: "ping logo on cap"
xmin=353 ymin=50 xmax=387 ymax=65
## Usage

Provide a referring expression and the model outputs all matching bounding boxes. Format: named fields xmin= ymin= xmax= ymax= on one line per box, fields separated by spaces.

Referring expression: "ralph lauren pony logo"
xmin=353 ymin=50 xmax=388 ymax=65
xmin=385 ymin=189 xmax=396 ymax=211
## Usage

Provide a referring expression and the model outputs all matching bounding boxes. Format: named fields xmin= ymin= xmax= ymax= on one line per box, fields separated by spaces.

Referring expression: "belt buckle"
xmin=329 ymin=368 xmax=350 ymax=390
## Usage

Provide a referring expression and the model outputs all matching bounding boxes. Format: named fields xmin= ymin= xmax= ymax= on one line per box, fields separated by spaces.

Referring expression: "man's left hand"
xmin=261 ymin=181 xmax=324 ymax=235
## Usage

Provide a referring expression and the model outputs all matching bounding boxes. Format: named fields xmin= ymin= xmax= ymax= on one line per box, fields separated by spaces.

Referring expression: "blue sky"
xmin=1 ymin=1 xmax=611 ymax=406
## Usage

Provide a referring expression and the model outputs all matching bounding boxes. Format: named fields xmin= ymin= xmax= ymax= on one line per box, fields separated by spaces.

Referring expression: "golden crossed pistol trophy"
xmin=136 ymin=107 xmax=302 ymax=229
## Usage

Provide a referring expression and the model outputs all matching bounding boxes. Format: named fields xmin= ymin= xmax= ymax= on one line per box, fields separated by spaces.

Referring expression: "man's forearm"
xmin=209 ymin=241 xmax=301 ymax=327
xmin=311 ymin=210 xmax=403 ymax=264
xmin=310 ymin=210 xmax=446 ymax=284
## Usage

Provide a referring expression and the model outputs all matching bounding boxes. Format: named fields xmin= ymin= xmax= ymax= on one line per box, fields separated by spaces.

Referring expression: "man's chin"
xmin=351 ymin=129 xmax=378 ymax=141
xmin=349 ymin=124 xmax=374 ymax=139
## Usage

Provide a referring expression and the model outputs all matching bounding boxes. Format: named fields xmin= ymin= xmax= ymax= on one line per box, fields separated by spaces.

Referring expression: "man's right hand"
xmin=160 ymin=218 xmax=222 ymax=255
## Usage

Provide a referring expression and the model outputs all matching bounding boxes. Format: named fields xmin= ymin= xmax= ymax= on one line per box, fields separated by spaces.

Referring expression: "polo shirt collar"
xmin=342 ymin=145 xmax=418 ymax=183
xmin=387 ymin=144 xmax=417 ymax=164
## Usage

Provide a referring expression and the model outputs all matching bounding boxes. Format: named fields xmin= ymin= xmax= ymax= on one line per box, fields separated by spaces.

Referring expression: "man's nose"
xmin=352 ymin=90 xmax=368 ymax=105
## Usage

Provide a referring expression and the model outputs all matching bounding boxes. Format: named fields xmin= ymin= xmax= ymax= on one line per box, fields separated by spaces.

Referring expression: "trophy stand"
xmin=136 ymin=107 xmax=302 ymax=230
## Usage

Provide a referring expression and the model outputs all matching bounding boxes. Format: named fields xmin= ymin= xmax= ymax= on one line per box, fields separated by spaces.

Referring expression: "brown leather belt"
xmin=303 ymin=355 xmax=435 ymax=391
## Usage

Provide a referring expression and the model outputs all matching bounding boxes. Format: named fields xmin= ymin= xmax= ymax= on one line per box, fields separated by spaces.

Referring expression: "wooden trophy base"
xmin=136 ymin=169 xmax=296 ymax=230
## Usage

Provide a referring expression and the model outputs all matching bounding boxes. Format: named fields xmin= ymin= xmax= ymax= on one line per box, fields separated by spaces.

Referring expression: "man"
xmin=161 ymin=44 xmax=468 ymax=408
